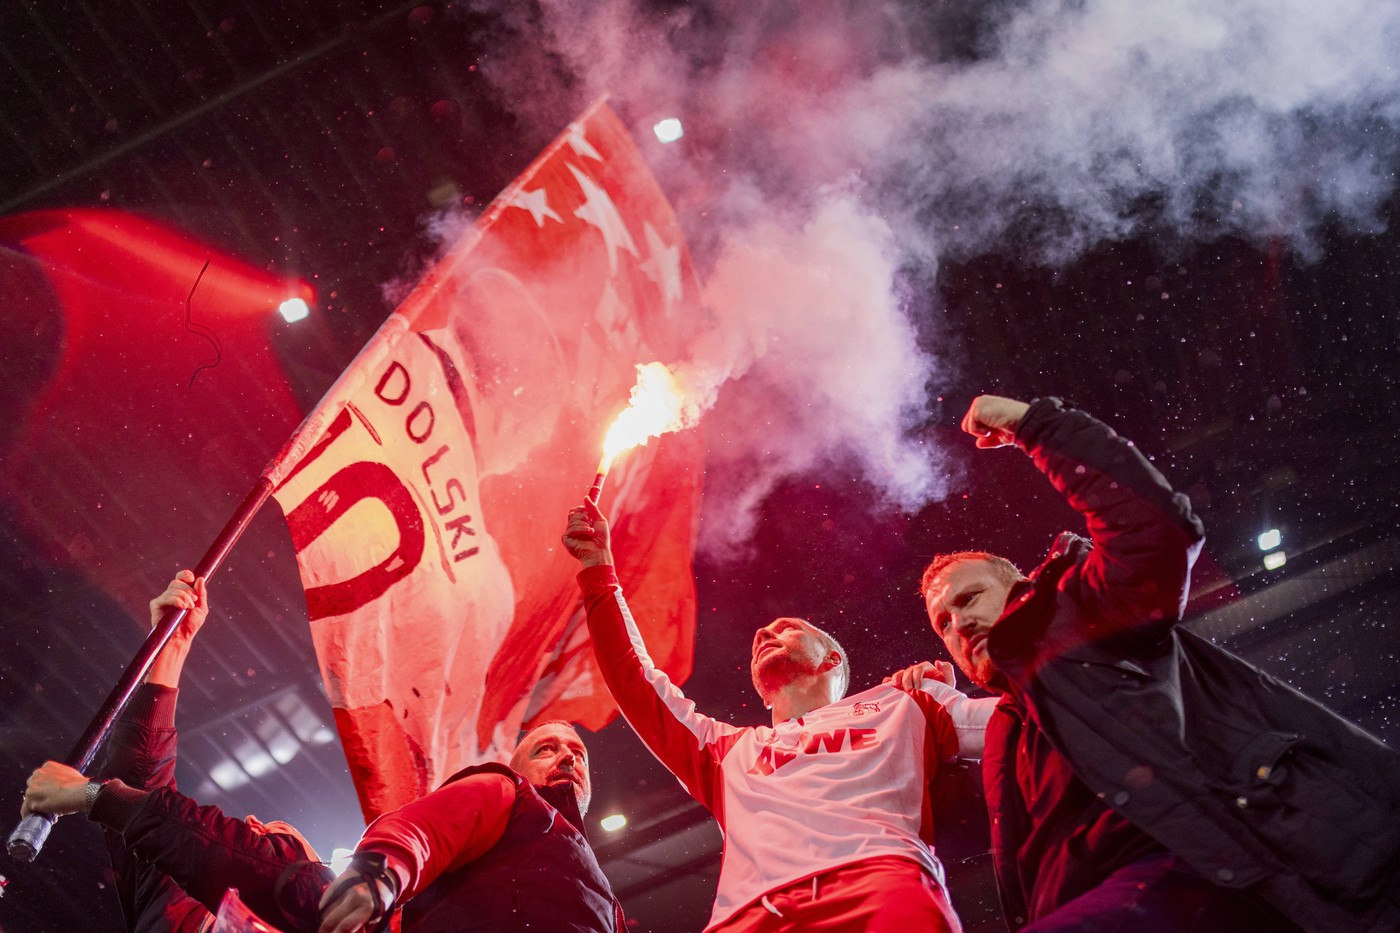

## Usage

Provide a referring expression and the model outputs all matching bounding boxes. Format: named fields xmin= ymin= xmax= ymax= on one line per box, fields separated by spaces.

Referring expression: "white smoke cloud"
xmin=677 ymin=188 xmax=945 ymax=550
xmin=903 ymin=0 xmax=1400 ymax=261
xmin=458 ymin=0 xmax=1400 ymax=550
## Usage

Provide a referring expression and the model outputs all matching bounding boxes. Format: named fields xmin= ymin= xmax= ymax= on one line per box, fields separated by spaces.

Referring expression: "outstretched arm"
xmin=22 ymin=761 xmax=326 ymax=922
xmin=884 ymin=661 xmax=998 ymax=758
xmin=562 ymin=503 xmax=739 ymax=812
xmin=318 ymin=772 xmax=515 ymax=933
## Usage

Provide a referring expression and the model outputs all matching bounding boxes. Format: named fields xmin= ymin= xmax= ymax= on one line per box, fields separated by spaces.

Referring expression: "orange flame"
xmin=599 ymin=362 xmax=688 ymax=474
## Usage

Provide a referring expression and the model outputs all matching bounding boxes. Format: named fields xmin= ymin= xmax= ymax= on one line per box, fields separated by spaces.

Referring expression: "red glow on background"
xmin=0 ymin=208 xmax=308 ymax=613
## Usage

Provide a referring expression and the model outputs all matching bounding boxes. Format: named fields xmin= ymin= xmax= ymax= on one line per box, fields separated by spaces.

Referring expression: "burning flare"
xmin=589 ymin=362 xmax=689 ymax=501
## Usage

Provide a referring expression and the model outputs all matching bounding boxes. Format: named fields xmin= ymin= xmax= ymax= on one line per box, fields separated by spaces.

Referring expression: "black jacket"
xmin=984 ymin=398 xmax=1400 ymax=933
xmin=93 ymin=683 xmax=332 ymax=932
xmin=401 ymin=762 xmax=622 ymax=933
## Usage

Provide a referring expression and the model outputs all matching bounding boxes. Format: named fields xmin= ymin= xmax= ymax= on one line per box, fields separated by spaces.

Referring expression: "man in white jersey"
xmin=563 ymin=500 xmax=996 ymax=933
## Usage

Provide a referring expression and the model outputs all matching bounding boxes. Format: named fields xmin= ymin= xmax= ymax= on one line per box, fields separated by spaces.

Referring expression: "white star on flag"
xmin=593 ymin=279 xmax=641 ymax=348
xmin=567 ymin=162 xmax=638 ymax=277
xmin=506 ymin=187 xmax=563 ymax=227
xmin=258 ymin=99 xmax=706 ymax=827
xmin=566 ymin=121 xmax=603 ymax=161
xmin=639 ymin=222 xmax=683 ymax=314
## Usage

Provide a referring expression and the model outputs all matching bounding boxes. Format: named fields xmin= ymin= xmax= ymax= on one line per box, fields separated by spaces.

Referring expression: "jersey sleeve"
xmin=578 ymin=565 xmax=743 ymax=815
xmin=915 ymin=679 xmax=998 ymax=759
xmin=356 ymin=772 xmax=516 ymax=899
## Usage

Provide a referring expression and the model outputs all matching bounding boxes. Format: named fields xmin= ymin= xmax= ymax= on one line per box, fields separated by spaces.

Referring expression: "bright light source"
xmin=600 ymin=813 xmax=627 ymax=832
xmin=329 ymin=848 xmax=355 ymax=874
xmin=1263 ymin=551 xmax=1287 ymax=571
xmin=653 ymin=118 xmax=683 ymax=144
xmin=240 ymin=750 xmax=277 ymax=778
xmin=269 ymin=734 xmax=300 ymax=765
xmin=279 ymin=297 xmax=310 ymax=323
xmin=208 ymin=760 xmax=250 ymax=792
xmin=1257 ymin=529 xmax=1282 ymax=551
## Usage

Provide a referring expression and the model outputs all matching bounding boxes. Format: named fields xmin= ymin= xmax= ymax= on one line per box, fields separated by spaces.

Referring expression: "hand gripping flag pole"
xmin=6 ymin=479 xmax=273 ymax=861
xmin=6 ymin=308 xmax=415 ymax=863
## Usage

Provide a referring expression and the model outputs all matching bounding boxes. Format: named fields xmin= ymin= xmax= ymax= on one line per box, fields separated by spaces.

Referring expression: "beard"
xmin=545 ymin=768 xmax=591 ymax=816
xmin=554 ymin=779 xmax=590 ymax=817
xmin=963 ymin=653 xmax=1010 ymax=693
xmin=750 ymin=648 xmax=819 ymax=700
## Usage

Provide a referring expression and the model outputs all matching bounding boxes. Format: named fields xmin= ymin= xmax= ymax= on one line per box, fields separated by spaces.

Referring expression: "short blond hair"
xmin=805 ymin=620 xmax=851 ymax=700
xmin=919 ymin=551 xmax=1024 ymax=601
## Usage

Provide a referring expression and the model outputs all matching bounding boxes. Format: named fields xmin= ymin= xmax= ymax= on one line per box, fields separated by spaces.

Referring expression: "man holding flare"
xmin=562 ymin=496 xmax=996 ymax=932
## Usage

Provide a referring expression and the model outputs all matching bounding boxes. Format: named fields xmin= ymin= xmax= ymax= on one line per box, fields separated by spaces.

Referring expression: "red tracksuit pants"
xmin=712 ymin=855 xmax=962 ymax=933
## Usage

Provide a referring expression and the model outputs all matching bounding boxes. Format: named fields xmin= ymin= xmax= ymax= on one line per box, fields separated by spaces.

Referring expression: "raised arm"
xmin=562 ymin=503 xmax=739 ymax=810
xmin=22 ymin=572 xmax=332 ymax=927
xmin=971 ymin=395 xmax=1205 ymax=636
xmin=25 ymin=570 xmax=210 ymax=810
xmin=143 ymin=570 xmax=207 ymax=688
xmin=94 ymin=571 xmax=208 ymax=791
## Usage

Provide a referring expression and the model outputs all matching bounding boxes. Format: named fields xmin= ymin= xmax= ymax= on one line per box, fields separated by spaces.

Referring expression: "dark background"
xmin=1 ymin=2 xmax=1397 ymax=931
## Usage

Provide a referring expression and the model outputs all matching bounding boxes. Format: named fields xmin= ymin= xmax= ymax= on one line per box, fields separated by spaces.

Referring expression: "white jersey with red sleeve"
xmin=578 ymin=565 xmax=992 ymax=931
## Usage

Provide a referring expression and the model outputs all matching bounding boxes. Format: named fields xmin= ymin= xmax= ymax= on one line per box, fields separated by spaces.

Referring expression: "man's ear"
xmin=819 ymin=651 xmax=842 ymax=674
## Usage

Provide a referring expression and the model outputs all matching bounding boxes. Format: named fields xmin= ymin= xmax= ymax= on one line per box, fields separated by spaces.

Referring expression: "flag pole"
xmin=6 ymin=309 xmax=419 ymax=863
xmin=6 ymin=478 xmax=274 ymax=861
xmin=8 ymin=97 xmax=621 ymax=862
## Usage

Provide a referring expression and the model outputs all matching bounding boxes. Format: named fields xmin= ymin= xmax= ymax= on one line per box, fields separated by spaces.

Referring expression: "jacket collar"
xmin=987 ymin=532 xmax=1087 ymax=664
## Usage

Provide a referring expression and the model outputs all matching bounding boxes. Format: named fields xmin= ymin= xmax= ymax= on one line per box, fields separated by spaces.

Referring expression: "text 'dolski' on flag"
xmin=268 ymin=100 xmax=705 ymax=821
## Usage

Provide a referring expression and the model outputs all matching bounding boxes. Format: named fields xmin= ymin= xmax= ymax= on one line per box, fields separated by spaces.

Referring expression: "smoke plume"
xmin=458 ymin=0 xmax=1400 ymax=551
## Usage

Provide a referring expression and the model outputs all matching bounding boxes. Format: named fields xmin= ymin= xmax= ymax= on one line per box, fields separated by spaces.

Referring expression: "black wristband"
xmin=324 ymin=851 xmax=399 ymax=933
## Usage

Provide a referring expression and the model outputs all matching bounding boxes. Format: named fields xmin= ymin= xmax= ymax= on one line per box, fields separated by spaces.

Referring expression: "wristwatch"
xmin=83 ymin=779 xmax=107 ymax=815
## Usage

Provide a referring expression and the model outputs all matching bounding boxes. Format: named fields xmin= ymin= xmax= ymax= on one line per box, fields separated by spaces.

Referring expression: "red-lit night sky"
xmin=1 ymin=2 xmax=1398 ymax=931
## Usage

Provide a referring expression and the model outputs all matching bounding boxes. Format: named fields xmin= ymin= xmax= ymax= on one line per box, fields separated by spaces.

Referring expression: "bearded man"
xmin=914 ymin=395 xmax=1400 ymax=932
xmin=563 ymin=499 xmax=995 ymax=933
xmin=318 ymin=720 xmax=621 ymax=933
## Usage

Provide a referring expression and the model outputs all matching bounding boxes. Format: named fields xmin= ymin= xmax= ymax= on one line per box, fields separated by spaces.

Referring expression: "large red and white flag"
xmin=267 ymin=100 xmax=705 ymax=820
